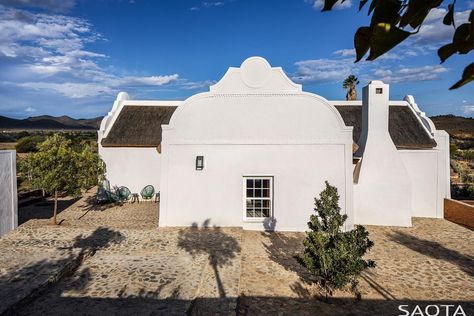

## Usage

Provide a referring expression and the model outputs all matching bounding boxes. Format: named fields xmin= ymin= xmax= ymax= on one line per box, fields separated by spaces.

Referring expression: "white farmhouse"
xmin=98 ymin=57 xmax=450 ymax=231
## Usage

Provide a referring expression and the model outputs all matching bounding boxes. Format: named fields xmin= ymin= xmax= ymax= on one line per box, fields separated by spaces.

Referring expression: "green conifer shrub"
xmin=297 ymin=181 xmax=375 ymax=300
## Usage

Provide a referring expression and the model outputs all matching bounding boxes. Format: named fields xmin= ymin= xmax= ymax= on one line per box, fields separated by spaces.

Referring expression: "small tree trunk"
xmin=53 ymin=190 xmax=58 ymax=225
xmin=349 ymin=87 xmax=357 ymax=101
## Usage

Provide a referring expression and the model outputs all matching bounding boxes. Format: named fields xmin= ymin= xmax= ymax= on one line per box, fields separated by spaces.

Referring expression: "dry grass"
xmin=0 ymin=142 xmax=17 ymax=150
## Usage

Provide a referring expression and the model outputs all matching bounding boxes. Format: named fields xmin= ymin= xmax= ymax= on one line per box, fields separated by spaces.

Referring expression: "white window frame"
xmin=243 ymin=176 xmax=273 ymax=222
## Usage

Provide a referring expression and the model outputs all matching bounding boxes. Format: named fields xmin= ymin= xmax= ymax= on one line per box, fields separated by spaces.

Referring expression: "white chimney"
xmin=356 ymin=80 xmax=389 ymax=156
xmin=354 ymin=81 xmax=412 ymax=227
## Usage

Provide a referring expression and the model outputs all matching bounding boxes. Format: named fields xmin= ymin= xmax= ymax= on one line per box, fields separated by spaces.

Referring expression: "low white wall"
xmin=434 ymin=130 xmax=451 ymax=200
xmin=160 ymin=144 xmax=351 ymax=232
xmin=99 ymin=147 xmax=161 ymax=195
xmin=398 ymin=130 xmax=450 ymax=218
xmin=0 ymin=150 xmax=17 ymax=237
xmin=399 ymin=150 xmax=441 ymax=218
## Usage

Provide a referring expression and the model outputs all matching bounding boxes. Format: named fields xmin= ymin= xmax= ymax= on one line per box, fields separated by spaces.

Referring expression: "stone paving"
xmin=238 ymin=219 xmax=474 ymax=315
xmin=1 ymin=194 xmax=473 ymax=315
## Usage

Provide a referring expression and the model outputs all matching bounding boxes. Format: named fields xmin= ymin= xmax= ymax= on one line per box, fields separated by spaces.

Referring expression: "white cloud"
xmin=293 ymin=51 xmax=449 ymax=85
xmin=179 ymin=79 xmax=216 ymax=90
xmin=332 ymin=47 xmax=423 ymax=62
xmin=191 ymin=0 xmax=234 ymax=11
xmin=203 ymin=1 xmax=225 ymax=7
xmin=24 ymin=106 xmax=35 ymax=113
xmin=463 ymin=105 xmax=474 ymax=114
xmin=333 ymin=49 xmax=355 ymax=57
xmin=112 ymin=75 xmax=180 ymax=87
xmin=0 ymin=5 xmax=184 ymax=99
xmin=0 ymin=6 xmax=101 ymax=63
xmin=409 ymin=8 xmax=472 ymax=46
xmin=373 ymin=65 xmax=448 ymax=83
xmin=331 ymin=8 xmax=472 ymax=63
xmin=0 ymin=0 xmax=76 ymax=12
xmin=16 ymin=74 xmax=181 ymax=99
xmin=18 ymin=82 xmax=112 ymax=98
xmin=292 ymin=58 xmax=359 ymax=83
xmin=374 ymin=69 xmax=392 ymax=77
xmin=309 ymin=0 xmax=352 ymax=11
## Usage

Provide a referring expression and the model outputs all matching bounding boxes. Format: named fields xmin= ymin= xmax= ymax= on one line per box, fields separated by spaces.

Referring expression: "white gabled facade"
xmin=159 ymin=57 xmax=354 ymax=231
xmin=99 ymin=56 xmax=450 ymax=231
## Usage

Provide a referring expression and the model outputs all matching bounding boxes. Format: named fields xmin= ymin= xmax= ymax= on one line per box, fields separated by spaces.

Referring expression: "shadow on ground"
xmin=78 ymin=194 xmax=125 ymax=214
xmin=177 ymin=220 xmax=241 ymax=296
xmin=3 ymin=222 xmax=473 ymax=315
xmin=260 ymin=231 xmax=315 ymax=283
xmin=0 ymin=227 xmax=125 ymax=315
xmin=18 ymin=197 xmax=81 ymax=225
xmin=390 ymin=231 xmax=474 ymax=277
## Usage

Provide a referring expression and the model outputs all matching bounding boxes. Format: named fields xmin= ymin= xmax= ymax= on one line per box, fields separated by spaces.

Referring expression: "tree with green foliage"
xmin=343 ymin=75 xmax=360 ymax=100
xmin=450 ymin=143 xmax=459 ymax=158
xmin=77 ymin=141 xmax=106 ymax=191
xmin=26 ymin=134 xmax=105 ymax=225
xmin=297 ymin=181 xmax=375 ymax=300
xmin=320 ymin=0 xmax=473 ymax=90
xmin=17 ymin=131 xmax=30 ymax=139
xmin=15 ymin=135 xmax=45 ymax=153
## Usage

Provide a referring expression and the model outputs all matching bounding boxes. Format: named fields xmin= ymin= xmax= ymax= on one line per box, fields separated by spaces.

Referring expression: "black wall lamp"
xmin=196 ymin=156 xmax=204 ymax=170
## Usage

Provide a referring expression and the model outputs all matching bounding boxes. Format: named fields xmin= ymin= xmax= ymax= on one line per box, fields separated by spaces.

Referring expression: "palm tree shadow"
xmin=79 ymin=194 xmax=123 ymax=214
xmin=389 ymin=231 xmax=474 ymax=277
xmin=177 ymin=219 xmax=241 ymax=298
xmin=260 ymin=231 xmax=315 ymax=283
xmin=69 ymin=226 xmax=125 ymax=255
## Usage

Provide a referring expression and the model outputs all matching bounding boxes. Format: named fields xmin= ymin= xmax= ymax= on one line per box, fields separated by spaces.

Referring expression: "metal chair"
xmin=117 ymin=186 xmax=132 ymax=202
xmin=140 ymin=185 xmax=155 ymax=201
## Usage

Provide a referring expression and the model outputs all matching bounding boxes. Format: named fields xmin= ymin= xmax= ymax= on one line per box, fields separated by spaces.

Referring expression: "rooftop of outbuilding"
xmin=101 ymin=103 xmax=437 ymax=149
xmin=335 ymin=105 xmax=437 ymax=149
xmin=101 ymin=105 xmax=177 ymax=147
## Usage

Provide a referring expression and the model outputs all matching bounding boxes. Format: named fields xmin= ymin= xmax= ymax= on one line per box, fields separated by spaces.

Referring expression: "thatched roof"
xmin=335 ymin=105 xmax=437 ymax=149
xmin=102 ymin=104 xmax=436 ymax=149
xmin=101 ymin=105 xmax=177 ymax=147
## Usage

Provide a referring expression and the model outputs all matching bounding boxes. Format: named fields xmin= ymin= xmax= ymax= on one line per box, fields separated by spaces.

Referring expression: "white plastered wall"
xmin=159 ymin=57 xmax=354 ymax=232
xmin=99 ymin=147 xmax=162 ymax=194
xmin=399 ymin=150 xmax=441 ymax=217
xmin=98 ymin=93 xmax=180 ymax=195
xmin=0 ymin=150 xmax=17 ymax=237
xmin=397 ymin=96 xmax=450 ymax=218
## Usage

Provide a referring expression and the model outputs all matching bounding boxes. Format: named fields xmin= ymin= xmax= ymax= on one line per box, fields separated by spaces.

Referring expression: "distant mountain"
xmin=0 ymin=115 xmax=103 ymax=130
xmin=1 ymin=113 xmax=471 ymax=133
xmin=431 ymin=115 xmax=474 ymax=137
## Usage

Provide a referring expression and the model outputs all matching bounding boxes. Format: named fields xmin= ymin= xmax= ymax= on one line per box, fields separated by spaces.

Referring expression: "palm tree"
xmin=343 ymin=75 xmax=359 ymax=101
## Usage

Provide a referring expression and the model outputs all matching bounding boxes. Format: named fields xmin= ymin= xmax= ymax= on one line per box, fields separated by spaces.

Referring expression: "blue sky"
xmin=0 ymin=0 xmax=473 ymax=119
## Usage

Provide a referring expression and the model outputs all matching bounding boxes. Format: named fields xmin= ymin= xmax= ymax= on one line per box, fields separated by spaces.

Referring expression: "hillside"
xmin=0 ymin=115 xmax=103 ymax=130
xmin=1 ymin=113 xmax=472 ymax=133
xmin=431 ymin=115 xmax=474 ymax=199
xmin=430 ymin=115 xmax=474 ymax=137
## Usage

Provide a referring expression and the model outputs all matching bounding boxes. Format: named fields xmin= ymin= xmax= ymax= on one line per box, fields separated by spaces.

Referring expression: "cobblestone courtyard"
xmin=0 ymin=195 xmax=473 ymax=315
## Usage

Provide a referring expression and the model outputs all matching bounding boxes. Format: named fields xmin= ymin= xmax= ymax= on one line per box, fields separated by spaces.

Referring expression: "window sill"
xmin=243 ymin=218 xmax=270 ymax=223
